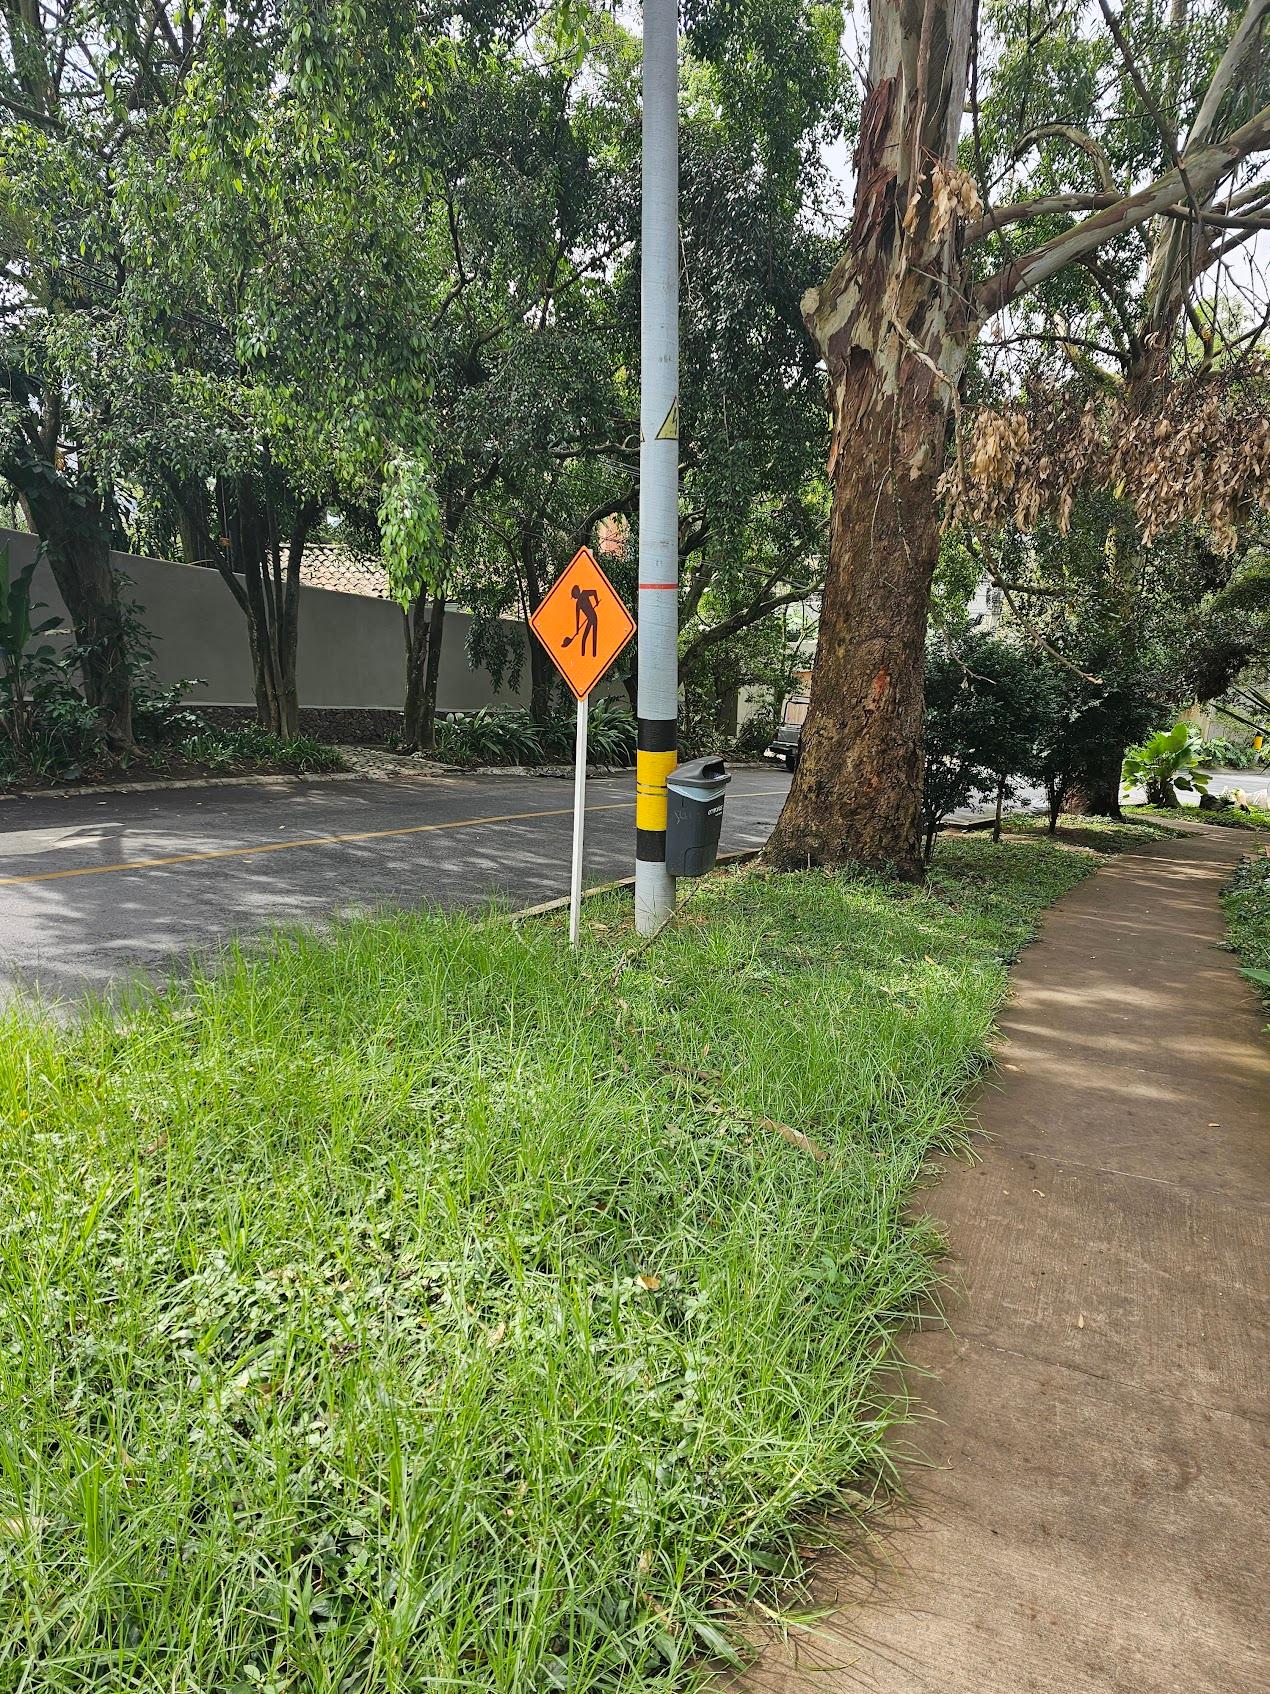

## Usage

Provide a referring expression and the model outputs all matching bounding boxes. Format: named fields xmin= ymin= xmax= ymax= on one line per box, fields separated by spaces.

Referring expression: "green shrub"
xmin=1223 ymin=851 xmax=1270 ymax=1004
xmin=178 ymin=724 xmax=346 ymax=773
xmin=1194 ymin=731 xmax=1266 ymax=768
xmin=0 ymin=691 xmax=101 ymax=786
xmin=0 ymin=544 xmax=103 ymax=784
xmin=434 ymin=706 xmax=545 ymax=765
xmin=580 ymin=698 xmax=638 ymax=765
xmin=132 ymin=680 xmax=208 ymax=744
xmin=435 ymin=700 xmax=637 ymax=767
xmin=1122 ymin=722 xmax=1210 ymax=807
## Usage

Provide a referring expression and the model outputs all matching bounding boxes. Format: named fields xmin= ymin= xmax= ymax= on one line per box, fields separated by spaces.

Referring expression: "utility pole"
xmin=634 ymin=0 xmax=679 ymax=936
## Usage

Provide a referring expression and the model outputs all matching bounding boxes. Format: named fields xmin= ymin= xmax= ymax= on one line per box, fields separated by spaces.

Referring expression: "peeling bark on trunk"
xmin=764 ymin=0 xmax=1270 ymax=878
xmin=765 ymin=0 xmax=976 ymax=880
xmin=765 ymin=359 xmax=955 ymax=877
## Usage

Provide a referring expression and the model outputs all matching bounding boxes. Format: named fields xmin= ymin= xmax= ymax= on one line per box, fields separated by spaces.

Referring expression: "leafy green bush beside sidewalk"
xmin=1129 ymin=800 xmax=1270 ymax=831
xmin=1222 ymin=850 xmax=1270 ymax=1006
xmin=0 ymin=839 xmax=1094 ymax=1691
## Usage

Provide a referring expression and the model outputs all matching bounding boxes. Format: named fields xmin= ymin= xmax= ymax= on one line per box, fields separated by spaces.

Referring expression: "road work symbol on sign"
xmin=530 ymin=547 xmax=637 ymax=949
xmin=529 ymin=546 xmax=635 ymax=703
xmin=562 ymin=584 xmax=599 ymax=658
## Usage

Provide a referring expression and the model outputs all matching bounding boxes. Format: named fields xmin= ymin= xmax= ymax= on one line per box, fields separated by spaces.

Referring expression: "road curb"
xmin=506 ymin=848 xmax=760 ymax=922
xmin=0 ymin=756 xmax=775 ymax=807
xmin=0 ymin=768 xmax=447 ymax=804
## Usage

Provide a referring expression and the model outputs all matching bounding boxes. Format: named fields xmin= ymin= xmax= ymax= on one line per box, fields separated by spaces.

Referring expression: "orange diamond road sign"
xmin=529 ymin=546 xmax=636 ymax=702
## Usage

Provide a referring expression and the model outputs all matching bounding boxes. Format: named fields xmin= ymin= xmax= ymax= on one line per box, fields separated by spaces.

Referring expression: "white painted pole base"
xmin=634 ymin=859 xmax=675 ymax=935
xmin=569 ymin=695 xmax=589 ymax=948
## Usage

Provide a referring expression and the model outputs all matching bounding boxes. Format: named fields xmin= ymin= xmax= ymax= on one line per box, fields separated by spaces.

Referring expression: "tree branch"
xmin=680 ymin=588 xmax=809 ymax=671
xmin=974 ymin=101 xmax=1270 ymax=320
xmin=968 ymin=191 xmax=1120 ymax=244
xmin=968 ymin=193 xmax=1270 ymax=247
xmin=1015 ymin=124 xmax=1119 ymax=192
xmin=1185 ymin=0 xmax=1270 ymax=152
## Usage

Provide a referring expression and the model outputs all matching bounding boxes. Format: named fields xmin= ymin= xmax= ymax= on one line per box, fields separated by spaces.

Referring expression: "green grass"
xmin=1003 ymin=812 xmax=1182 ymax=852
xmin=0 ymin=839 xmax=1095 ymax=1691
xmin=1128 ymin=800 xmax=1270 ymax=831
xmin=1222 ymin=850 xmax=1270 ymax=1009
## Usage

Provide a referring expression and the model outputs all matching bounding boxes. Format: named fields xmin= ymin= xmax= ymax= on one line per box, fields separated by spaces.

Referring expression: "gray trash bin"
xmin=666 ymin=757 xmax=731 ymax=877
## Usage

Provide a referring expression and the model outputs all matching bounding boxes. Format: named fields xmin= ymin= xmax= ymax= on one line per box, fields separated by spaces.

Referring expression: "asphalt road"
xmin=0 ymin=767 xmax=792 ymax=1004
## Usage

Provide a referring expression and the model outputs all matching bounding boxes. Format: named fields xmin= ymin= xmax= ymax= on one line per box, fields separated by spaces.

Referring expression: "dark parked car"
xmin=763 ymin=694 xmax=809 ymax=771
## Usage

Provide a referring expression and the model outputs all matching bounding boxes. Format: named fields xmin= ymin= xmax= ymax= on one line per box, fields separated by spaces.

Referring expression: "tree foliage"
xmin=762 ymin=0 xmax=1270 ymax=877
xmin=922 ymin=627 xmax=1060 ymax=855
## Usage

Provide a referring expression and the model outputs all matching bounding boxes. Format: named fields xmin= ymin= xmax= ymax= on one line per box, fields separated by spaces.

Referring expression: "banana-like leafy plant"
xmin=1122 ymin=722 xmax=1211 ymax=808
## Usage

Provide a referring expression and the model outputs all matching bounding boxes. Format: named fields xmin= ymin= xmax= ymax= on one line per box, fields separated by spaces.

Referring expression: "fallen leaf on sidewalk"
xmin=1077 ymin=1313 xmax=1085 ymax=1329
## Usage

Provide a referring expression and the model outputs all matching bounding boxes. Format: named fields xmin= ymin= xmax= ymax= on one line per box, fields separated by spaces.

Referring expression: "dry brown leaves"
xmin=944 ymin=373 xmax=1270 ymax=552
xmin=902 ymin=159 xmax=984 ymax=241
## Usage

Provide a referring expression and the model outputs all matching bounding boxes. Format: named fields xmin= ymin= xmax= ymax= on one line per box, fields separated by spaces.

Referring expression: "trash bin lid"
xmin=667 ymin=756 xmax=730 ymax=794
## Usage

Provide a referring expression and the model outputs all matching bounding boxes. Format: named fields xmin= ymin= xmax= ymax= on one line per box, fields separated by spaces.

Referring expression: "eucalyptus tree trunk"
xmin=1067 ymin=736 xmax=1126 ymax=818
xmin=764 ymin=0 xmax=1270 ymax=876
xmin=765 ymin=0 xmax=976 ymax=880
xmin=1070 ymin=765 xmax=1131 ymax=823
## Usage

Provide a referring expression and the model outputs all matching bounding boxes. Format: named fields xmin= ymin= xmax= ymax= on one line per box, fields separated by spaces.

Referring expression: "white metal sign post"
xmin=569 ymin=694 xmax=589 ymax=947
xmin=528 ymin=548 xmax=636 ymax=949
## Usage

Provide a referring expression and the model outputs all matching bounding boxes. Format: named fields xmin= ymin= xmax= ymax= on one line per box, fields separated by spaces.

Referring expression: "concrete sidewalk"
xmin=742 ymin=823 xmax=1270 ymax=1694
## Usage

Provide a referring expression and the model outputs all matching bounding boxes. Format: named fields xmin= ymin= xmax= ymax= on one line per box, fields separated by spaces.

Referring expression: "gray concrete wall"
xmin=2 ymin=528 xmax=539 ymax=714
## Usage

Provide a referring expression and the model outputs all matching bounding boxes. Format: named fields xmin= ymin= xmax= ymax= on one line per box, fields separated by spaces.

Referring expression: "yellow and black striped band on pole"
xmin=635 ymin=717 xmax=677 ymax=862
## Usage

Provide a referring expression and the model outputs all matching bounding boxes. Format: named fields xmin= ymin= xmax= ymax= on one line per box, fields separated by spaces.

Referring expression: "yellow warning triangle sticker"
xmin=655 ymin=397 xmax=679 ymax=441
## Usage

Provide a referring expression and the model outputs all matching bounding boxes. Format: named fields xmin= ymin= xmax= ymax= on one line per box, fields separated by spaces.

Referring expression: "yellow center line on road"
xmin=0 ymin=788 xmax=778 ymax=890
